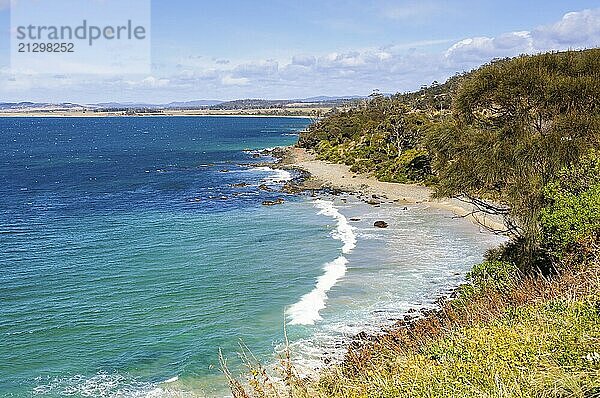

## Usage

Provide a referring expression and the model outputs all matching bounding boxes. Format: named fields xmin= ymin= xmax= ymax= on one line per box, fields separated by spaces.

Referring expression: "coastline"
xmin=279 ymin=146 xmax=507 ymax=233
xmin=253 ymin=144 xmax=508 ymax=382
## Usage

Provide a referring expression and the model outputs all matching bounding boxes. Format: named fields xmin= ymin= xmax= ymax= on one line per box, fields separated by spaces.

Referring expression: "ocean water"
xmin=0 ymin=117 xmax=505 ymax=397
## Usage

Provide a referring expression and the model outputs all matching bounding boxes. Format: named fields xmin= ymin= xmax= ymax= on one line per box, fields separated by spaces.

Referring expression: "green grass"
xmin=317 ymin=295 xmax=600 ymax=398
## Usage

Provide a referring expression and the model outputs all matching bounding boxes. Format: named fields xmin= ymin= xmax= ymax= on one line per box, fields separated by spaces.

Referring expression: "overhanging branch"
xmin=454 ymin=193 xmax=522 ymax=237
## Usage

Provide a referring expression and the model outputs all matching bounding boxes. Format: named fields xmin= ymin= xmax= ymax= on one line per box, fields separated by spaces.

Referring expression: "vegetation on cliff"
xmin=225 ymin=49 xmax=600 ymax=398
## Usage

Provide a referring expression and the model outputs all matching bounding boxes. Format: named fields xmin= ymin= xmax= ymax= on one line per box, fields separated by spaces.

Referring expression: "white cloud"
xmin=445 ymin=32 xmax=534 ymax=63
xmin=445 ymin=9 xmax=600 ymax=65
xmin=221 ymin=75 xmax=249 ymax=86
xmin=120 ymin=76 xmax=170 ymax=89
xmin=533 ymin=8 xmax=600 ymax=48
xmin=291 ymin=55 xmax=316 ymax=67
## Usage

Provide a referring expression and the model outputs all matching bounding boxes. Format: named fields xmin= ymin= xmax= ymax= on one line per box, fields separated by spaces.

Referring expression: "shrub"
xmin=541 ymin=153 xmax=600 ymax=267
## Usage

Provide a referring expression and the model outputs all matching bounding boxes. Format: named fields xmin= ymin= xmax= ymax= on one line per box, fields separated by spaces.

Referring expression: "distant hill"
xmin=163 ymin=100 xmax=224 ymax=108
xmin=0 ymin=102 xmax=84 ymax=110
xmin=0 ymin=95 xmax=366 ymax=112
xmin=209 ymin=96 xmax=364 ymax=110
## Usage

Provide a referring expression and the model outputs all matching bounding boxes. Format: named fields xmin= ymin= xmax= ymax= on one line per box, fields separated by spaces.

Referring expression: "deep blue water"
xmin=0 ymin=117 xmax=335 ymax=397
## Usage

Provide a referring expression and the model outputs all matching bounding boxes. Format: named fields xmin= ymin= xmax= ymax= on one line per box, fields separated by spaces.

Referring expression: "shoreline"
xmin=277 ymin=146 xmax=507 ymax=233
xmin=254 ymin=145 xmax=508 ymax=381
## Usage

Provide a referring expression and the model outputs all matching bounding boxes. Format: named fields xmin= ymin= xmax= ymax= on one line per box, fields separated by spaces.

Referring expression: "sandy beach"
xmin=284 ymin=147 xmax=508 ymax=233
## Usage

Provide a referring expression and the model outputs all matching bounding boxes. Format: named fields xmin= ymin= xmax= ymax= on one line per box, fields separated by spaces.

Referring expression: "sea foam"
xmin=247 ymin=166 xmax=293 ymax=184
xmin=287 ymin=200 xmax=356 ymax=325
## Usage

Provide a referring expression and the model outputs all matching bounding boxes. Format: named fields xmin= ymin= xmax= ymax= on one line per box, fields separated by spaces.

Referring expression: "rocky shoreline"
xmin=244 ymin=145 xmax=509 ymax=369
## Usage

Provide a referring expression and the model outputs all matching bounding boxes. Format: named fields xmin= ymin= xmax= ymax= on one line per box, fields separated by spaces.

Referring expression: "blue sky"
xmin=1 ymin=0 xmax=600 ymax=103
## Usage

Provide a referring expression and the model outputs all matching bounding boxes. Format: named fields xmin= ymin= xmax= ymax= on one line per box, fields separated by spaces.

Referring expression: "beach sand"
xmin=284 ymin=147 xmax=508 ymax=233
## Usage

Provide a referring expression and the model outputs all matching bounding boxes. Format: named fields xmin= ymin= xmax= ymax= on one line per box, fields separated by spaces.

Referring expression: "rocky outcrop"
xmin=262 ymin=198 xmax=285 ymax=206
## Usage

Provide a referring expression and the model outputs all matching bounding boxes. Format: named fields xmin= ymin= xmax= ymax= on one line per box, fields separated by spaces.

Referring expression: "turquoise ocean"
xmin=0 ymin=117 xmax=505 ymax=397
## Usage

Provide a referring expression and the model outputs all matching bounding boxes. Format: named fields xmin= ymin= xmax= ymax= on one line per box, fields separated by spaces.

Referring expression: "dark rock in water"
xmin=367 ymin=199 xmax=381 ymax=205
xmin=231 ymin=182 xmax=249 ymax=188
xmin=374 ymin=220 xmax=388 ymax=228
xmin=349 ymin=218 xmax=361 ymax=222
xmin=407 ymin=308 xmax=417 ymax=313
xmin=403 ymin=206 xmax=408 ymax=210
xmin=252 ymin=153 xmax=260 ymax=158
xmin=281 ymin=181 xmax=303 ymax=194
xmin=219 ymin=169 xmax=229 ymax=173
xmin=262 ymin=198 xmax=284 ymax=206
xmin=258 ymin=184 xmax=273 ymax=191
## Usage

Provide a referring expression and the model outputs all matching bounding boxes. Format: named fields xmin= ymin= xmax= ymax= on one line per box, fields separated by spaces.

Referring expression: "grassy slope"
xmin=316 ymin=264 xmax=600 ymax=398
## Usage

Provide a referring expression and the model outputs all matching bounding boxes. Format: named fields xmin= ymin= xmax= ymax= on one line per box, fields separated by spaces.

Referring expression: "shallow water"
xmin=0 ymin=117 xmax=505 ymax=397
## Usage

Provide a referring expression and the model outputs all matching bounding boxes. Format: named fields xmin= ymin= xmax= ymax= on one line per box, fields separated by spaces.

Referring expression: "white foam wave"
xmin=246 ymin=166 xmax=292 ymax=185
xmin=314 ymin=200 xmax=356 ymax=254
xmin=31 ymin=372 xmax=193 ymax=398
xmin=287 ymin=200 xmax=356 ymax=325
xmin=161 ymin=376 xmax=179 ymax=384
xmin=268 ymin=168 xmax=292 ymax=184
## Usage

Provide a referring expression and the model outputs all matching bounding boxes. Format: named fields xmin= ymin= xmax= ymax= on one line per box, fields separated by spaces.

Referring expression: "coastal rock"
xmin=231 ymin=182 xmax=249 ymax=187
xmin=367 ymin=199 xmax=381 ymax=205
xmin=258 ymin=184 xmax=273 ymax=191
xmin=281 ymin=181 xmax=303 ymax=194
xmin=219 ymin=169 xmax=229 ymax=173
xmin=349 ymin=218 xmax=361 ymax=222
xmin=262 ymin=198 xmax=284 ymax=206
xmin=374 ymin=220 xmax=388 ymax=228
xmin=252 ymin=153 xmax=261 ymax=158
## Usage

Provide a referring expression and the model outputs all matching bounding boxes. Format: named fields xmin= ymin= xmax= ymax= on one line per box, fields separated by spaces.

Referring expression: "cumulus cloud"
xmin=445 ymin=32 xmax=534 ymax=63
xmin=445 ymin=9 xmax=600 ymax=65
xmin=534 ymin=8 xmax=600 ymax=48
xmin=291 ymin=55 xmax=316 ymax=67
